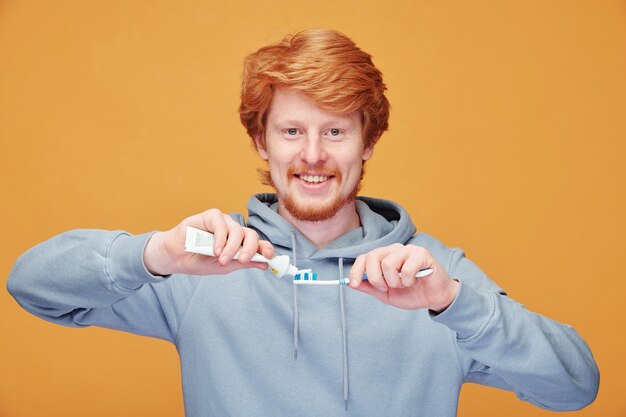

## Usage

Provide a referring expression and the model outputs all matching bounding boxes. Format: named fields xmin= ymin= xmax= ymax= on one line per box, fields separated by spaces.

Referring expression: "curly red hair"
xmin=239 ymin=29 xmax=390 ymax=149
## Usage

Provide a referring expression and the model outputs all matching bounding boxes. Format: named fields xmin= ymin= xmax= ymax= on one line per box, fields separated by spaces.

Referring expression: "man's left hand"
xmin=348 ymin=244 xmax=459 ymax=312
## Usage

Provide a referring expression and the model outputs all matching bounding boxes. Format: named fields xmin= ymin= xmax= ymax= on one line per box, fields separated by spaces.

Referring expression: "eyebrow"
xmin=273 ymin=119 xmax=357 ymax=128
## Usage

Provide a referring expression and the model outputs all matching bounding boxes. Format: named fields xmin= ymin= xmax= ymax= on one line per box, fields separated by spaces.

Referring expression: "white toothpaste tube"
xmin=184 ymin=226 xmax=298 ymax=278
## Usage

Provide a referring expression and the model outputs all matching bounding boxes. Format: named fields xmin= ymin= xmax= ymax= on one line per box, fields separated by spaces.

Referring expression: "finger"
xmin=202 ymin=210 xmax=228 ymax=257
xmin=258 ymin=240 xmax=275 ymax=260
xmin=238 ymin=228 xmax=260 ymax=263
xmin=219 ymin=219 xmax=245 ymax=265
xmin=399 ymin=257 xmax=423 ymax=288
xmin=348 ymin=255 xmax=366 ymax=288
xmin=400 ymin=246 xmax=431 ymax=287
xmin=350 ymin=280 xmax=389 ymax=304
xmin=380 ymin=250 xmax=403 ymax=289
xmin=364 ymin=253 xmax=387 ymax=293
xmin=207 ymin=259 xmax=268 ymax=274
xmin=238 ymin=260 xmax=269 ymax=271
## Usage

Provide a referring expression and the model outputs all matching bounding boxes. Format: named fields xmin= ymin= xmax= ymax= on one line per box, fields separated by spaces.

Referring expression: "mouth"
xmin=296 ymin=174 xmax=332 ymax=184
xmin=287 ymin=166 xmax=341 ymax=191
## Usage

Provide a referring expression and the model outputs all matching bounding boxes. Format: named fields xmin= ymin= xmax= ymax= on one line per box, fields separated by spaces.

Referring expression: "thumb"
xmin=350 ymin=281 xmax=389 ymax=304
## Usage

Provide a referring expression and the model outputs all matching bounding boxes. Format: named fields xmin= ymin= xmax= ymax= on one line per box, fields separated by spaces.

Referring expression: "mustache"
xmin=287 ymin=166 xmax=341 ymax=177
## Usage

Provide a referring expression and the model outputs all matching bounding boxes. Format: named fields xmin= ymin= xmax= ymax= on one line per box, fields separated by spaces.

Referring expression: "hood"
xmin=245 ymin=193 xmax=417 ymax=259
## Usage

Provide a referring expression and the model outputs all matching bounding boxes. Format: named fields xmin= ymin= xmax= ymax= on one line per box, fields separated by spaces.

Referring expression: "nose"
xmin=300 ymin=134 xmax=327 ymax=165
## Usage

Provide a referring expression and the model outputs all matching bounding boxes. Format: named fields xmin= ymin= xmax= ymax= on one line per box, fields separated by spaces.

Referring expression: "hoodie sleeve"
xmin=430 ymin=247 xmax=599 ymax=411
xmin=6 ymin=229 xmax=198 ymax=343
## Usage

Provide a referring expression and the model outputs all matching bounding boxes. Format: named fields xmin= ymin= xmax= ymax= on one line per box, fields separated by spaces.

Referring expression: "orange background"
xmin=1 ymin=1 xmax=624 ymax=416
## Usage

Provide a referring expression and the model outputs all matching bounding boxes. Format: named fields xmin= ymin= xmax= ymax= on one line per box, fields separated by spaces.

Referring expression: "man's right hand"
xmin=143 ymin=209 xmax=275 ymax=276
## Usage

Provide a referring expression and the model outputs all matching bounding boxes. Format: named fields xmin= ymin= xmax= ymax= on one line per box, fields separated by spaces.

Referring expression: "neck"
xmin=278 ymin=199 xmax=361 ymax=248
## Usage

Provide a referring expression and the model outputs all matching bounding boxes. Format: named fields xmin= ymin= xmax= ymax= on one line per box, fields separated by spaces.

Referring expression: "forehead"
xmin=267 ymin=87 xmax=360 ymax=127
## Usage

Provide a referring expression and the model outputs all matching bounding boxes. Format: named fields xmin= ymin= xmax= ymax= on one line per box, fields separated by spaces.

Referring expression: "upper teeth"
xmin=300 ymin=175 xmax=328 ymax=183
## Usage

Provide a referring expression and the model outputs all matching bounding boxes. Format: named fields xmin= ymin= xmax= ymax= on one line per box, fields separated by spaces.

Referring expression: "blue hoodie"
xmin=7 ymin=194 xmax=599 ymax=416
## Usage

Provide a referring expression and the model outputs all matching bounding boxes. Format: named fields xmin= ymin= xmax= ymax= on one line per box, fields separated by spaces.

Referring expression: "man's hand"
xmin=143 ymin=209 xmax=275 ymax=276
xmin=348 ymin=244 xmax=459 ymax=313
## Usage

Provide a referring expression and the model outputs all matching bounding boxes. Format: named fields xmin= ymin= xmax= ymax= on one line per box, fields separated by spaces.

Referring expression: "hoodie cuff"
xmin=108 ymin=231 xmax=169 ymax=291
xmin=430 ymin=280 xmax=495 ymax=341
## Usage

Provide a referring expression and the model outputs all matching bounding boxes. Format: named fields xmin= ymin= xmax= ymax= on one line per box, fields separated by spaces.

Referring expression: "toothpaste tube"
xmin=184 ymin=226 xmax=298 ymax=278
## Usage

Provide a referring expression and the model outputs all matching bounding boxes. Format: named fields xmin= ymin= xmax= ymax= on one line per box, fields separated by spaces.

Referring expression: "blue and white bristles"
xmin=293 ymin=269 xmax=349 ymax=285
xmin=293 ymin=269 xmax=346 ymax=285
xmin=293 ymin=269 xmax=317 ymax=281
xmin=293 ymin=268 xmax=434 ymax=286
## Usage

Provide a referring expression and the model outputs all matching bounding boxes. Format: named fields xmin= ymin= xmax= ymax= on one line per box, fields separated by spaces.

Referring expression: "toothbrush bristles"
xmin=292 ymin=274 xmax=350 ymax=286
xmin=294 ymin=270 xmax=318 ymax=281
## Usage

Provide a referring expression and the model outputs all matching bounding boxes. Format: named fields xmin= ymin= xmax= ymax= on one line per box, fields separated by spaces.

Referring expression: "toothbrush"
xmin=293 ymin=268 xmax=434 ymax=286
xmin=185 ymin=227 xmax=436 ymax=284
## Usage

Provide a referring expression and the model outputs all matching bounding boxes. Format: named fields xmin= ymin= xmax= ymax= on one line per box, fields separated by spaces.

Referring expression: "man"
xmin=8 ymin=29 xmax=599 ymax=416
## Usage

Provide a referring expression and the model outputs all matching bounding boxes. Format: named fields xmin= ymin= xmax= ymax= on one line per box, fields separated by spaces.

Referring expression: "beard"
xmin=260 ymin=164 xmax=365 ymax=222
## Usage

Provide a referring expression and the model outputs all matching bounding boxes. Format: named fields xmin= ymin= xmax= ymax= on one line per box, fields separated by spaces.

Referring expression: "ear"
xmin=362 ymin=142 xmax=375 ymax=161
xmin=362 ymin=133 xmax=381 ymax=161
xmin=254 ymin=133 xmax=269 ymax=160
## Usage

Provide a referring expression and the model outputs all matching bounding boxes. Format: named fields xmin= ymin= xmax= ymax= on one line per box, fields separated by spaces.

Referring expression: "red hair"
xmin=239 ymin=29 xmax=390 ymax=149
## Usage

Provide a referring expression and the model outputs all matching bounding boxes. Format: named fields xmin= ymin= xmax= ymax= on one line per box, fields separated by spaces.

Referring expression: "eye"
xmin=329 ymin=128 xmax=341 ymax=136
xmin=287 ymin=128 xmax=299 ymax=136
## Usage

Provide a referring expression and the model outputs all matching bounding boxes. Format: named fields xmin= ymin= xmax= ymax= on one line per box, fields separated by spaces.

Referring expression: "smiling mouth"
xmin=297 ymin=174 xmax=331 ymax=184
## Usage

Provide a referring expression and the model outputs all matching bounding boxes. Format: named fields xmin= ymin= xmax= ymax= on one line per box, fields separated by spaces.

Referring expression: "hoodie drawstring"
xmin=338 ymin=257 xmax=349 ymax=410
xmin=289 ymin=233 xmax=350 ymax=410
xmin=290 ymin=232 xmax=299 ymax=360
